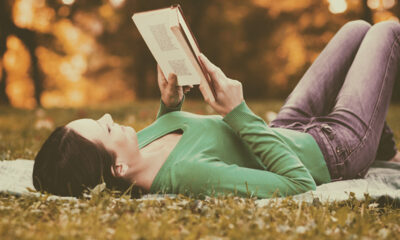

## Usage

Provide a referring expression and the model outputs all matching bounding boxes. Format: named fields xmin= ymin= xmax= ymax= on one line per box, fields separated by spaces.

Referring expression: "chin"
xmin=126 ymin=126 xmax=137 ymax=138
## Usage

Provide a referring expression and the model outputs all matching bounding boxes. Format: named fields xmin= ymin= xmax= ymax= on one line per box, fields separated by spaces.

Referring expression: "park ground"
xmin=0 ymin=99 xmax=399 ymax=239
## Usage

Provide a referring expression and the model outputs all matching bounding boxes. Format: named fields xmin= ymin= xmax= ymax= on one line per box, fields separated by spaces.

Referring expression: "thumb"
xmin=157 ymin=65 xmax=168 ymax=87
xmin=167 ymin=73 xmax=179 ymax=89
xmin=199 ymin=54 xmax=216 ymax=72
xmin=199 ymin=54 xmax=225 ymax=88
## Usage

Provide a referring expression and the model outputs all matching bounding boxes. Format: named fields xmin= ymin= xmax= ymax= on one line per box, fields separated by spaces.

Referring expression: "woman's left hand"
xmin=157 ymin=65 xmax=193 ymax=108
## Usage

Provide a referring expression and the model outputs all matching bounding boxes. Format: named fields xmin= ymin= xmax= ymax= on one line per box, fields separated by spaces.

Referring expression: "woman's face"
xmin=66 ymin=114 xmax=139 ymax=162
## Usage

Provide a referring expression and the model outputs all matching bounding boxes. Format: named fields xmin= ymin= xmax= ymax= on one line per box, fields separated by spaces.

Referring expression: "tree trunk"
xmin=0 ymin=68 xmax=10 ymax=105
xmin=0 ymin=0 xmax=11 ymax=105
xmin=361 ymin=0 xmax=373 ymax=24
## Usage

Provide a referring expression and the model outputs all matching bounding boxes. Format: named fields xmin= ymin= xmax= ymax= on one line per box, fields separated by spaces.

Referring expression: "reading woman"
xmin=33 ymin=20 xmax=400 ymax=198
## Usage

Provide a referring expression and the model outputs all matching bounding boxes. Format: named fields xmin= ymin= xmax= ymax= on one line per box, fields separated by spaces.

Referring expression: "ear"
xmin=110 ymin=163 xmax=128 ymax=178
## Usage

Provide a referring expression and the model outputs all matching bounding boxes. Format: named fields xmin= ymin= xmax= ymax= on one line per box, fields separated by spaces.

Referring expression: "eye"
xmin=107 ymin=125 xmax=111 ymax=133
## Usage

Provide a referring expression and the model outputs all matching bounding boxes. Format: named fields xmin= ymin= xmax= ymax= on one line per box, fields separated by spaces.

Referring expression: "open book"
xmin=132 ymin=4 xmax=215 ymax=101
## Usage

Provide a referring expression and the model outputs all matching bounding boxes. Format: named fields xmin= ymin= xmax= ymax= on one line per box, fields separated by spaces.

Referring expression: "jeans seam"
xmin=391 ymin=27 xmax=400 ymax=44
xmin=342 ymin=34 xmax=399 ymax=171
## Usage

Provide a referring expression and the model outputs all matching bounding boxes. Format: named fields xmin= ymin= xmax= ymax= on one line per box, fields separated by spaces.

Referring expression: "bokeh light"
xmin=62 ymin=0 xmax=75 ymax=6
xmin=368 ymin=0 xmax=380 ymax=9
xmin=368 ymin=0 xmax=397 ymax=10
xmin=109 ymin=0 xmax=125 ymax=8
xmin=383 ymin=0 xmax=396 ymax=9
xmin=328 ymin=0 xmax=348 ymax=14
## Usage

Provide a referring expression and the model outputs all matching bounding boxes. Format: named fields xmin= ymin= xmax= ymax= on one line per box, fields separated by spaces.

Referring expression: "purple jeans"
xmin=270 ymin=20 xmax=400 ymax=181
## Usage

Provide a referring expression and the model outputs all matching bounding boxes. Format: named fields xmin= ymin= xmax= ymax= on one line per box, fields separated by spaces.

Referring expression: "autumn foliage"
xmin=0 ymin=0 xmax=399 ymax=108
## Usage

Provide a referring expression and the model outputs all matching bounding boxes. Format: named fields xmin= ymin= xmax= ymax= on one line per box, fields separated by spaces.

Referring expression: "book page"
xmin=149 ymin=24 xmax=179 ymax=51
xmin=132 ymin=8 xmax=200 ymax=86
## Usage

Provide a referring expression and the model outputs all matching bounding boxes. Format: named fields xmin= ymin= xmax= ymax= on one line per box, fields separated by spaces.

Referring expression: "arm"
xmin=176 ymin=154 xmax=315 ymax=198
xmin=156 ymin=65 xmax=192 ymax=119
xmin=174 ymin=102 xmax=316 ymax=199
xmin=193 ymin=54 xmax=316 ymax=197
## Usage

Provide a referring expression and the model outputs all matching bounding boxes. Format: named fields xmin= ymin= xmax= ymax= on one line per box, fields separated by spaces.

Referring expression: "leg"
xmin=271 ymin=20 xmax=371 ymax=127
xmin=330 ymin=21 xmax=400 ymax=178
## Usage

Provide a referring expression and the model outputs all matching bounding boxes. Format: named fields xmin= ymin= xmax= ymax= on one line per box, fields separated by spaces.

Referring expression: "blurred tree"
xmin=362 ymin=0 xmax=373 ymax=23
xmin=2 ymin=0 xmax=400 ymax=108
xmin=0 ymin=0 xmax=44 ymax=106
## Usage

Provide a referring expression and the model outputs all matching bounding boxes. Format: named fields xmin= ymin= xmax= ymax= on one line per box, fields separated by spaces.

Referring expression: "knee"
xmin=341 ymin=20 xmax=371 ymax=32
xmin=370 ymin=20 xmax=400 ymax=40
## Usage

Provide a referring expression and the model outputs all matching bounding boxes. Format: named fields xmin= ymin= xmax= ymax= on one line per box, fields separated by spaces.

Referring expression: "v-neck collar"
xmin=137 ymin=114 xmax=189 ymax=193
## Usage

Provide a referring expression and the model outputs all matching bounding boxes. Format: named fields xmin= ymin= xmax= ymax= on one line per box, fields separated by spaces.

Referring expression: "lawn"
xmin=1 ymin=99 xmax=399 ymax=239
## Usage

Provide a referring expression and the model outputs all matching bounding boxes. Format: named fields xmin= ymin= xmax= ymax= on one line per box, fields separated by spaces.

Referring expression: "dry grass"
xmin=1 ymin=99 xmax=399 ymax=239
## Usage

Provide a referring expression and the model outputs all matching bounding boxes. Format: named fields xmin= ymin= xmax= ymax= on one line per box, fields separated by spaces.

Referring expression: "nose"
xmin=98 ymin=113 xmax=113 ymax=125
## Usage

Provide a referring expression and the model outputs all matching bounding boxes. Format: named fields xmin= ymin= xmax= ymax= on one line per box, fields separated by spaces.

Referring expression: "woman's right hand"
xmin=157 ymin=65 xmax=192 ymax=108
xmin=199 ymin=54 xmax=244 ymax=117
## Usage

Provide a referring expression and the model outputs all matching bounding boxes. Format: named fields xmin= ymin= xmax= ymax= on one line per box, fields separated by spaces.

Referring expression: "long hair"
xmin=32 ymin=126 xmax=133 ymax=197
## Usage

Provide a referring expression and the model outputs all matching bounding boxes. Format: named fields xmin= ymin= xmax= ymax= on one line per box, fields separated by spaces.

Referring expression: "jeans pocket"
xmin=321 ymin=124 xmax=350 ymax=158
xmin=320 ymin=123 xmax=349 ymax=180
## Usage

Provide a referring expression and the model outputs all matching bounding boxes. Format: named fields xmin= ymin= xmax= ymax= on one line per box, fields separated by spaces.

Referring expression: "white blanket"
xmin=257 ymin=161 xmax=400 ymax=206
xmin=1 ymin=159 xmax=400 ymax=203
xmin=0 ymin=159 xmax=35 ymax=195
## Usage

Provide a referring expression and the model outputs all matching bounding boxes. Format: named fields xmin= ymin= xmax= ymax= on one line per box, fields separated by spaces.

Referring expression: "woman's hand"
xmin=199 ymin=54 xmax=244 ymax=117
xmin=157 ymin=65 xmax=192 ymax=108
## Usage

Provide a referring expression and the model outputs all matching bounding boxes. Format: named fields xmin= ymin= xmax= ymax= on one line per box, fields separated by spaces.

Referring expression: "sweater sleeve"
xmin=223 ymin=101 xmax=316 ymax=196
xmin=173 ymin=101 xmax=316 ymax=198
xmin=156 ymin=95 xmax=185 ymax=119
xmin=173 ymin=153 xmax=315 ymax=198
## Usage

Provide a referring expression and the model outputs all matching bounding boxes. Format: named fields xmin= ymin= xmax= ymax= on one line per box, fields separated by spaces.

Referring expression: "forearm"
xmin=222 ymin=101 xmax=316 ymax=193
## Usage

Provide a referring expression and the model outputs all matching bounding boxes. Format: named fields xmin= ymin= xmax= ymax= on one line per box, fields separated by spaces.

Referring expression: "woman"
xmin=33 ymin=20 xmax=400 ymax=198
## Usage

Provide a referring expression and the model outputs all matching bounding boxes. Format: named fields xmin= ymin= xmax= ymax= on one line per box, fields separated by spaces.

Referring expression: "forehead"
xmin=66 ymin=119 xmax=103 ymax=141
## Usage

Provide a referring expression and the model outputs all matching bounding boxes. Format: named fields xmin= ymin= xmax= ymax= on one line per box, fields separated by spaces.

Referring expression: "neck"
xmin=123 ymin=145 xmax=167 ymax=192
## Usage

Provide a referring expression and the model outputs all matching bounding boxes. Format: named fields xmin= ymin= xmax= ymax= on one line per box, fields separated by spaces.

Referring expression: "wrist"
xmin=162 ymin=95 xmax=184 ymax=108
xmin=222 ymin=101 xmax=243 ymax=117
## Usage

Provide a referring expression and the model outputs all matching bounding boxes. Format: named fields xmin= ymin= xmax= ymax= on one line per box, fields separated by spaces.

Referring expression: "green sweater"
xmin=137 ymin=97 xmax=331 ymax=198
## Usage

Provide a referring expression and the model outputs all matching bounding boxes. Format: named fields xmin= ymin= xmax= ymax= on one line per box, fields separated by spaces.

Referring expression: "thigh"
xmin=272 ymin=20 xmax=371 ymax=127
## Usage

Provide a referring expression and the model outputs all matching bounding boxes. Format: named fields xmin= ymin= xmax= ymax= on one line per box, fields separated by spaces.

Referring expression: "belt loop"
xmin=321 ymin=123 xmax=335 ymax=140
xmin=304 ymin=123 xmax=317 ymax=132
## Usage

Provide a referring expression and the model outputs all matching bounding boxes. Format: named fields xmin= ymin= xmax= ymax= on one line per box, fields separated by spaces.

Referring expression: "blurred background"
xmin=1 ymin=0 xmax=399 ymax=109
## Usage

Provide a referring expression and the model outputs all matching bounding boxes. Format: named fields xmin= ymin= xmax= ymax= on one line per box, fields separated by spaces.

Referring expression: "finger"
xmin=199 ymin=54 xmax=225 ymax=88
xmin=167 ymin=73 xmax=178 ymax=88
xmin=198 ymin=83 xmax=210 ymax=103
xmin=157 ymin=65 xmax=168 ymax=85
xmin=157 ymin=65 xmax=166 ymax=80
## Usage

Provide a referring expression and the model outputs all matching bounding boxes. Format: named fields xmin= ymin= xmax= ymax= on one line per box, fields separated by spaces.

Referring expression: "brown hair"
xmin=32 ymin=126 xmax=135 ymax=197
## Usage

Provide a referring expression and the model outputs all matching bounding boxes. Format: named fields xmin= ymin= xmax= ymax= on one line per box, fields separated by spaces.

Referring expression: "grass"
xmin=1 ymin=99 xmax=400 ymax=239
